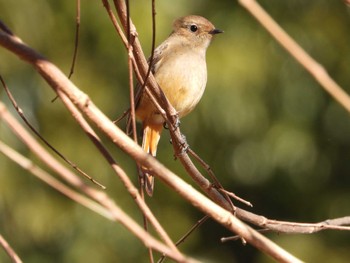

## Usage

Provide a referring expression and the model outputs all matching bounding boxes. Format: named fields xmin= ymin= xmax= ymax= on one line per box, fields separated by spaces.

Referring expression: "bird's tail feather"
xmin=142 ymin=123 xmax=163 ymax=196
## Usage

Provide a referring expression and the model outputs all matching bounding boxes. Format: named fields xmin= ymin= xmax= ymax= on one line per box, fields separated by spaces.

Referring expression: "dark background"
xmin=1 ymin=1 xmax=350 ymax=262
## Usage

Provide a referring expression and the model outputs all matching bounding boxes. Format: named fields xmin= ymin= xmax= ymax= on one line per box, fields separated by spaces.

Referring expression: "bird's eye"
xmin=190 ymin=24 xmax=198 ymax=32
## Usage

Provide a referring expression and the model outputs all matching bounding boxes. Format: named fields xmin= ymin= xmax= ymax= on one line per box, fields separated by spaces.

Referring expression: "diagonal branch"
xmin=0 ymin=234 xmax=22 ymax=263
xmin=238 ymin=0 xmax=350 ymax=113
xmin=0 ymin=139 xmax=114 ymax=221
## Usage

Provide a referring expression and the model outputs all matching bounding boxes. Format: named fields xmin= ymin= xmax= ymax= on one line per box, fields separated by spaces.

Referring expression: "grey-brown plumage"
xmin=135 ymin=15 xmax=222 ymax=196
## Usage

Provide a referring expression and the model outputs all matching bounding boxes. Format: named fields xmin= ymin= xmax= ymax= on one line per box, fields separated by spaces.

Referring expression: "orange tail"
xmin=142 ymin=122 xmax=163 ymax=196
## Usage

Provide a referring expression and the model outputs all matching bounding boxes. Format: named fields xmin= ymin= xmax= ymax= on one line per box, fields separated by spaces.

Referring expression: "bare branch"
xmin=68 ymin=0 xmax=81 ymax=79
xmin=238 ymin=0 xmax=350 ymax=113
xmin=0 ymin=139 xmax=114 ymax=220
xmin=221 ymin=216 xmax=350 ymax=243
xmin=158 ymin=216 xmax=210 ymax=263
xmin=0 ymin=234 xmax=22 ymax=263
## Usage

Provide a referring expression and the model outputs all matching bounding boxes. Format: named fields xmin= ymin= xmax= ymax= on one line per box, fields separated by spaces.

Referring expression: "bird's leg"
xmin=166 ymin=112 xmax=189 ymax=158
xmin=168 ymin=111 xmax=181 ymax=131
xmin=163 ymin=118 xmax=180 ymax=130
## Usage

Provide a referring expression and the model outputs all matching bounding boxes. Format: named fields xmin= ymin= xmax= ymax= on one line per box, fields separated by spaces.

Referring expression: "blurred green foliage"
xmin=1 ymin=0 xmax=350 ymax=262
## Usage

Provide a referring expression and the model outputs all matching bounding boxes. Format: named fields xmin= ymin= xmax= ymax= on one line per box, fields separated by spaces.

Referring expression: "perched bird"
xmin=135 ymin=15 xmax=223 ymax=196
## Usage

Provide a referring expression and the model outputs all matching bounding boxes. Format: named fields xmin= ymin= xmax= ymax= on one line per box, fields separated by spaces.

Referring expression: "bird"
xmin=134 ymin=15 xmax=223 ymax=196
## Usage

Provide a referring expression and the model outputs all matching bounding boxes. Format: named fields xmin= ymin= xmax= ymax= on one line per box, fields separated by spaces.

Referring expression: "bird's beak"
xmin=209 ymin=28 xmax=224 ymax=35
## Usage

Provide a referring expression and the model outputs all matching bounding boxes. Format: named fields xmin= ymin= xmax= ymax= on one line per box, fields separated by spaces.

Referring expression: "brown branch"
xmin=126 ymin=28 xmax=137 ymax=143
xmin=0 ymin=234 xmax=22 ymax=263
xmin=102 ymin=0 xmax=169 ymax=129
xmin=187 ymin=148 xmax=239 ymax=209
xmin=260 ymin=217 xmax=350 ymax=234
xmin=112 ymin=0 xmax=178 ymax=119
xmin=0 ymin=140 xmax=115 ymax=220
xmin=158 ymin=216 xmax=210 ymax=263
xmin=68 ymin=0 xmax=81 ymax=79
xmin=125 ymin=1 xmax=153 ymax=261
xmin=222 ymin=217 xmax=350 ymax=243
xmin=238 ymin=0 xmax=350 ymax=113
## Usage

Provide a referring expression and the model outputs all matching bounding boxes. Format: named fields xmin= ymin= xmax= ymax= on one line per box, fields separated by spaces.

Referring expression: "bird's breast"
xmin=154 ymin=52 xmax=207 ymax=117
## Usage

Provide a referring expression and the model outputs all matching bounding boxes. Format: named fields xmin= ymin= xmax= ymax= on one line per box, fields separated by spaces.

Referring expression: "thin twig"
xmin=0 ymin=20 xmax=14 ymax=35
xmin=219 ymin=188 xmax=253 ymax=208
xmin=158 ymin=216 xmax=209 ymax=263
xmin=0 ymin=140 xmax=114 ymax=220
xmin=188 ymin=148 xmax=238 ymax=210
xmin=126 ymin=5 xmax=137 ymax=143
xmin=51 ymin=0 xmax=80 ymax=103
xmin=137 ymin=0 xmax=157 ymax=108
xmin=125 ymin=1 xmax=153 ymax=262
xmin=101 ymin=0 xmax=128 ymax=48
xmin=221 ymin=229 xmax=270 ymax=243
xmin=239 ymin=0 xmax=350 ymax=113
xmin=0 ymin=75 xmax=106 ymax=189
xmin=0 ymin=234 xmax=22 ymax=263
xmin=260 ymin=217 xmax=350 ymax=233
xmin=104 ymin=0 xmax=172 ymax=133
xmin=68 ymin=0 xmax=81 ymax=79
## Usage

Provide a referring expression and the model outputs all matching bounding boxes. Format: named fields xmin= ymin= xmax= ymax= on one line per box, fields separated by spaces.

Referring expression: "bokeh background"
xmin=1 ymin=1 xmax=350 ymax=262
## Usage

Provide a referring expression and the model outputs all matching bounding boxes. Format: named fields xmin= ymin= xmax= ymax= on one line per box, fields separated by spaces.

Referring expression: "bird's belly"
xmin=155 ymin=57 xmax=207 ymax=117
